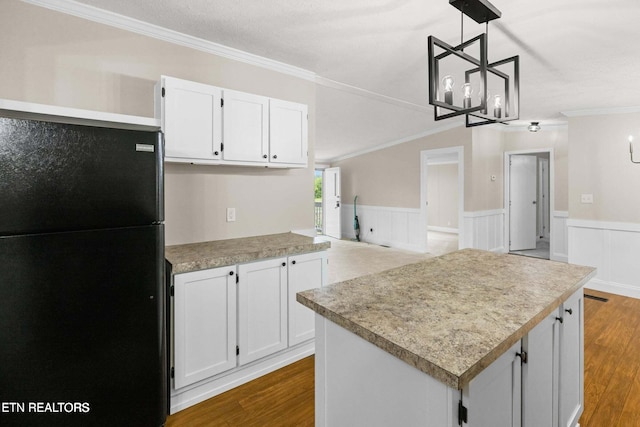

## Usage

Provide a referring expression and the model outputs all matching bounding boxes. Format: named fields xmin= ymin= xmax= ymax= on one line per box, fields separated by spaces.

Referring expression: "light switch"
xmin=226 ymin=208 xmax=236 ymax=222
xmin=581 ymin=194 xmax=593 ymax=204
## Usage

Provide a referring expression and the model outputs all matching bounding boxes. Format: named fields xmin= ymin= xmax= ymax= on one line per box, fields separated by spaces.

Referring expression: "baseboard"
xmin=428 ymin=226 xmax=459 ymax=234
xmin=170 ymin=341 xmax=315 ymax=414
xmin=584 ymin=278 xmax=640 ymax=300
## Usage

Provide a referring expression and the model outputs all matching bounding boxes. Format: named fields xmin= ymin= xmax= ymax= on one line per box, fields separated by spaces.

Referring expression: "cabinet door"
xmin=288 ymin=251 xmax=327 ymax=346
xmin=465 ymin=341 xmax=522 ymax=427
xmin=162 ymin=76 xmax=222 ymax=160
xmin=559 ymin=290 xmax=584 ymax=427
xmin=269 ymin=98 xmax=308 ymax=165
xmin=523 ymin=310 xmax=560 ymax=427
xmin=222 ymin=89 xmax=269 ymax=162
xmin=173 ymin=266 xmax=236 ymax=389
xmin=238 ymin=257 xmax=288 ymax=365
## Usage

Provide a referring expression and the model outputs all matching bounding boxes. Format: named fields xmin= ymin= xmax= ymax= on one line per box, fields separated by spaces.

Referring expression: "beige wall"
xmin=427 ymin=163 xmax=458 ymax=228
xmin=470 ymin=127 xmax=504 ymax=211
xmin=568 ymin=113 xmax=640 ymax=223
xmin=335 ymin=122 xmax=571 ymax=218
xmin=0 ymin=0 xmax=316 ymax=245
xmin=335 ymin=126 xmax=472 ymax=209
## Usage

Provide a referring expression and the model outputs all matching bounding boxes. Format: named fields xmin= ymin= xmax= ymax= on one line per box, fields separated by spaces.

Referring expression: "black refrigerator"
xmin=0 ymin=118 xmax=167 ymax=426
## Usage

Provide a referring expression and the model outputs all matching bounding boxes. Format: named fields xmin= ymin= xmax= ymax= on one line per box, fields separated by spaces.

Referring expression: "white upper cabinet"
xmin=159 ymin=76 xmax=307 ymax=168
xmin=222 ymin=89 xmax=269 ymax=163
xmin=269 ymin=98 xmax=308 ymax=165
xmin=161 ymin=76 xmax=222 ymax=161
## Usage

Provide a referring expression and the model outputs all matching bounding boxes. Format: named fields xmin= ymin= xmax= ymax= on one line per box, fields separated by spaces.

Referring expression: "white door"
xmin=269 ymin=98 xmax=308 ymax=165
xmin=288 ymin=251 xmax=327 ymax=346
xmin=162 ymin=76 xmax=222 ymax=160
xmin=237 ymin=257 xmax=288 ymax=365
xmin=173 ymin=266 xmax=237 ymax=389
xmin=323 ymin=167 xmax=341 ymax=239
xmin=222 ymin=89 xmax=269 ymax=162
xmin=510 ymin=155 xmax=537 ymax=251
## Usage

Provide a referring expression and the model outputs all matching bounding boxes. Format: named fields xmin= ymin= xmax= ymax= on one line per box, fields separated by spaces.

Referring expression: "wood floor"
xmin=580 ymin=290 xmax=640 ymax=427
xmin=166 ymin=290 xmax=640 ymax=426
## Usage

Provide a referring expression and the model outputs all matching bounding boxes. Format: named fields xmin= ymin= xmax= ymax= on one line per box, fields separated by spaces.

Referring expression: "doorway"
xmin=322 ymin=167 xmax=341 ymax=239
xmin=420 ymin=147 xmax=464 ymax=254
xmin=504 ymin=150 xmax=553 ymax=260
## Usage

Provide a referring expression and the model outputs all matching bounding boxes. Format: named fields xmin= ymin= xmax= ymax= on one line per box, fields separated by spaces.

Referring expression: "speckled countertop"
xmin=297 ymin=249 xmax=596 ymax=390
xmin=165 ymin=232 xmax=330 ymax=274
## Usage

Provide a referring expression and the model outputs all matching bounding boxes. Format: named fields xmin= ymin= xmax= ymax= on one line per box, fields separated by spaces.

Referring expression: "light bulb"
xmin=442 ymin=75 xmax=455 ymax=92
xmin=442 ymin=75 xmax=454 ymax=105
xmin=462 ymin=83 xmax=473 ymax=109
xmin=629 ymin=135 xmax=634 ymax=143
xmin=493 ymin=94 xmax=502 ymax=119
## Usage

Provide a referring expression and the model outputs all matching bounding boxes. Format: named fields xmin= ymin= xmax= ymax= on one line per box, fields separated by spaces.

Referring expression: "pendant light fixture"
xmin=528 ymin=122 xmax=541 ymax=132
xmin=428 ymin=0 xmax=520 ymax=127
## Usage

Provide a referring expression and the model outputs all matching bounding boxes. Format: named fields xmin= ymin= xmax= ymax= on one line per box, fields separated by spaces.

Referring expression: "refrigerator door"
xmin=0 ymin=118 xmax=164 ymax=236
xmin=0 ymin=225 xmax=166 ymax=427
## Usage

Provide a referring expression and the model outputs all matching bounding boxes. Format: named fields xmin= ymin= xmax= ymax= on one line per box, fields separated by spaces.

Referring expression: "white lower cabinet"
xmin=464 ymin=288 xmax=583 ymax=426
xmin=559 ymin=290 xmax=584 ymax=427
xmin=521 ymin=289 xmax=583 ymax=427
xmin=288 ymin=251 xmax=328 ymax=346
xmin=238 ymin=257 xmax=288 ymax=365
xmin=173 ymin=265 xmax=237 ymax=390
xmin=464 ymin=341 xmax=522 ymax=427
xmin=170 ymin=250 xmax=327 ymax=413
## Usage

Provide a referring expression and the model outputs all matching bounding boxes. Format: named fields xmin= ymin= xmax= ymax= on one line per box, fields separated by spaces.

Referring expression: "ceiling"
xmin=67 ymin=0 xmax=640 ymax=162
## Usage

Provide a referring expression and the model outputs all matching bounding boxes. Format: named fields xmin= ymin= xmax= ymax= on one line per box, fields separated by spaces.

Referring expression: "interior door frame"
xmin=420 ymin=146 xmax=464 ymax=253
xmin=503 ymin=148 xmax=555 ymax=257
xmin=322 ymin=166 xmax=341 ymax=239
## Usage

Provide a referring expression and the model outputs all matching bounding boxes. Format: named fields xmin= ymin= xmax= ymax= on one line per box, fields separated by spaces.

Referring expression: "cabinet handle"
xmin=292 ymin=260 xmax=296 ymax=265
xmin=556 ymin=316 xmax=564 ymax=324
xmin=565 ymin=308 xmax=573 ymax=315
xmin=273 ymin=155 xmax=278 ymax=159
xmin=516 ymin=351 xmax=528 ymax=364
xmin=229 ymin=271 xmax=234 ymax=276
xmin=214 ymin=151 xmax=219 ymax=155
xmin=281 ymin=262 xmax=286 ymax=267
xmin=263 ymin=154 xmax=268 ymax=159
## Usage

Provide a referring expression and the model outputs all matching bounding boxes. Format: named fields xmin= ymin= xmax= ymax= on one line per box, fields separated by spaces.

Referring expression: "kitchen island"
xmin=297 ymin=249 xmax=596 ymax=427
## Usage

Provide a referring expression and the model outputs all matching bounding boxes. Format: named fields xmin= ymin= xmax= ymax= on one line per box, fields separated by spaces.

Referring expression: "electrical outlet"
xmin=226 ymin=208 xmax=236 ymax=222
xmin=580 ymin=194 xmax=593 ymax=204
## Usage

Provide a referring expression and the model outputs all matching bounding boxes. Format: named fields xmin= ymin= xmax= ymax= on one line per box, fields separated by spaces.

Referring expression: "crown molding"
xmin=324 ymin=121 xmax=464 ymax=164
xmin=22 ymin=0 xmax=316 ymax=82
xmin=25 ymin=0 xmax=437 ymax=114
xmin=314 ymin=76 xmax=431 ymax=114
xmin=561 ymin=105 xmax=640 ymax=117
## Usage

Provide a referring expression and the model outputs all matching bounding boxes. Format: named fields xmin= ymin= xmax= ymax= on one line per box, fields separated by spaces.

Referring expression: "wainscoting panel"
xmin=340 ymin=204 xmax=422 ymax=252
xmin=568 ymin=219 xmax=640 ymax=299
xmin=551 ymin=211 xmax=568 ymax=262
xmin=463 ymin=210 xmax=505 ymax=252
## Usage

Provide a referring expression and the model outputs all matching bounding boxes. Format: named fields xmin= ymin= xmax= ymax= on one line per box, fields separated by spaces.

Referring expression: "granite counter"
xmin=297 ymin=248 xmax=596 ymax=390
xmin=166 ymin=232 xmax=330 ymax=274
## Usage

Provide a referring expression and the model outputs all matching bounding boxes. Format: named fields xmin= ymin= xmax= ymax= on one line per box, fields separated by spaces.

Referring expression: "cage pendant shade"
xmin=427 ymin=0 xmax=520 ymax=127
